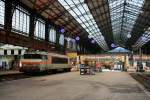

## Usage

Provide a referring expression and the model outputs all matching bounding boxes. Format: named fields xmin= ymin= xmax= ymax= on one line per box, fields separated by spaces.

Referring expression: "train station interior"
xmin=0 ymin=0 xmax=150 ymax=100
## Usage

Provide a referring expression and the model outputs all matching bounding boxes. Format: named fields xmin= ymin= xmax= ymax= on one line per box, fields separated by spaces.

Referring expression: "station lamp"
xmin=127 ymin=33 xmax=131 ymax=38
xmin=75 ymin=36 xmax=80 ymax=41
xmin=111 ymin=43 xmax=116 ymax=48
xmin=91 ymin=40 xmax=95 ymax=44
xmin=60 ymin=27 xmax=65 ymax=33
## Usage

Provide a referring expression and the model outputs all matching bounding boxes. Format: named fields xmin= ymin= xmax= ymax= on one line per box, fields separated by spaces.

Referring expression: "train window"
xmin=24 ymin=54 xmax=42 ymax=59
xmin=42 ymin=55 xmax=48 ymax=60
xmin=52 ymin=57 xmax=68 ymax=64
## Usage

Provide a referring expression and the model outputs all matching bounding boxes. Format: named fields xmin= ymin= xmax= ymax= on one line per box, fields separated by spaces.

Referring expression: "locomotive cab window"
xmin=52 ymin=57 xmax=68 ymax=64
xmin=24 ymin=54 xmax=42 ymax=59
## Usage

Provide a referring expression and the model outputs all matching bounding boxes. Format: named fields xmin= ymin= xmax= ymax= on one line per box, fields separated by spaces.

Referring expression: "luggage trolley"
xmin=80 ymin=64 xmax=86 ymax=75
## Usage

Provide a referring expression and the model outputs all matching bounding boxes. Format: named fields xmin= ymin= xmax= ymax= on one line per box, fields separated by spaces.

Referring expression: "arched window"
xmin=35 ymin=19 xmax=45 ymax=39
xmin=49 ymin=28 xmax=56 ymax=43
xmin=77 ymin=44 xmax=80 ymax=51
xmin=72 ymin=39 xmax=76 ymax=50
xmin=70 ymin=39 xmax=74 ymax=49
xmin=59 ymin=34 xmax=64 ymax=45
xmin=66 ymin=37 xmax=71 ymax=48
xmin=0 ymin=0 xmax=4 ymax=28
xmin=12 ymin=5 xmax=30 ymax=35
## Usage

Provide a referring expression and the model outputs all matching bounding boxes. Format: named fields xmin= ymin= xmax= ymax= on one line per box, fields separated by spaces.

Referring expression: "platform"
xmin=0 ymin=70 xmax=22 ymax=76
xmin=0 ymin=72 xmax=150 ymax=100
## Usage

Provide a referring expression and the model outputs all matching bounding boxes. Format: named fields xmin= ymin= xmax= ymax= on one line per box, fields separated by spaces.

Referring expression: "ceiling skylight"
xmin=108 ymin=0 xmax=145 ymax=45
xmin=58 ymin=0 xmax=109 ymax=50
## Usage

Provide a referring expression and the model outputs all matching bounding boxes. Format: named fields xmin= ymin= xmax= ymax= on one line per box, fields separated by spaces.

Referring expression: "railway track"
xmin=0 ymin=70 xmax=71 ymax=82
xmin=0 ymin=72 xmax=30 ymax=82
xmin=130 ymin=73 xmax=150 ymax=92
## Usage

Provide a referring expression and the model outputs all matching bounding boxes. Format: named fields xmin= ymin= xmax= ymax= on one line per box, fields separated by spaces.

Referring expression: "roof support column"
xmin=120 ymin=0 xmax=126 ymax=44
xmin=45 ymin=21 xmax=50 ymax=51
xmin=4 ymin=0 xmax=13 ymax=43
xmin=55 ymin=29 xmax=60 ymax=51
xmin=29 ymin=12 xmax=36 ymax=38
xmin=28 ymin=12 xmax=36 ymax=50
xmin=45 ymin=21 xmax=49 ymax=42
xmin=4 ymin=0 xmax=12 ymax=31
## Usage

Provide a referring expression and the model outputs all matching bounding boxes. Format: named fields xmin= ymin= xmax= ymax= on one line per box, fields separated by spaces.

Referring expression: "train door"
xmin=46 ymin=55 xmax=52 ymax=69
xmin=42 ymin=55 xmax=48 ymax=70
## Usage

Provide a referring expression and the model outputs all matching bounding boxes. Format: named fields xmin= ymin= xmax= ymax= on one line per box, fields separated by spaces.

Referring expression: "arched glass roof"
xmin=58 ymin=0 xmax=109 ymax=50
xmin=108 ymin=0 xmax=145 ymax=45
xmin=19 ymin=0 xmax=150 ymax=51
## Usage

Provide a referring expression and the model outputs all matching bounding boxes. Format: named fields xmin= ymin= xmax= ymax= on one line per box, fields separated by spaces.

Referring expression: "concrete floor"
xmin=0 ymin=72 xmax=150 ymax=100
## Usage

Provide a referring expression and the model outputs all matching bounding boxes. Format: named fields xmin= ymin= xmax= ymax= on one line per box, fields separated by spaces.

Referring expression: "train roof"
xmin=48 ymin=53 xmax=68 ymax=58
xmin=24 ymin=52 xmax=68 ymax=58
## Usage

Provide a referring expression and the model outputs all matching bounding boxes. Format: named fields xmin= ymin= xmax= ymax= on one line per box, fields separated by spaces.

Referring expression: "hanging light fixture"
xmin=88 ymin=34 xmax=92 ymax=39
xmin=60 ymin=27 xmax=65 ymax=33
xmin=127 ymin=33 xmax=131 ymax=38
xmin=91 ymin=40 xmax=95 ymax=44
xmin=111 ymin=43 xmax=115 ymax=48
xmin=75 ymin=36 xmax=80 ymax=41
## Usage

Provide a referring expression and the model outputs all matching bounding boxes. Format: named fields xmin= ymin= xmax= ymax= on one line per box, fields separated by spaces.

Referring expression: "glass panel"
xmin=59 ymin=34 xmax=64 ymax=45
xmin=12 ymin=5 xmax=30 ymax=35
xmin=49 ymin=27 xmax=56 ymax=43
xmin=58 ymin=0 xmax=108 ymax=50
xmin=35 ymin=19 xmax=45 ymax=39
xmin=108 ymin=0 xmax=144 ymax=43
xmin=0 ymin=0 xmax=4 ymax=28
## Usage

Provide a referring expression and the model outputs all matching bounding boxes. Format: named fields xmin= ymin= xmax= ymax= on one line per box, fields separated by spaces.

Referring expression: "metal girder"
xmin=85 ymin=0 xmax=113 ymax=49
xmin=21 ymin=0 xmax=84 ymax=39
xmin=38 ymin=0 xmax=56 ymax=13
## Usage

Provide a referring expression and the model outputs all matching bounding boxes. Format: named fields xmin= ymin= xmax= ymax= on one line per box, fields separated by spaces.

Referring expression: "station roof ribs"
xmin=19 ymin=0 xmax=150 ymax=51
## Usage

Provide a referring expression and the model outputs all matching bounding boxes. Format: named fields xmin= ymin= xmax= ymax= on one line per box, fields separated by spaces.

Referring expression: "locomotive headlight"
xmin=19 ymin=62 xmax=22 ymax=67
